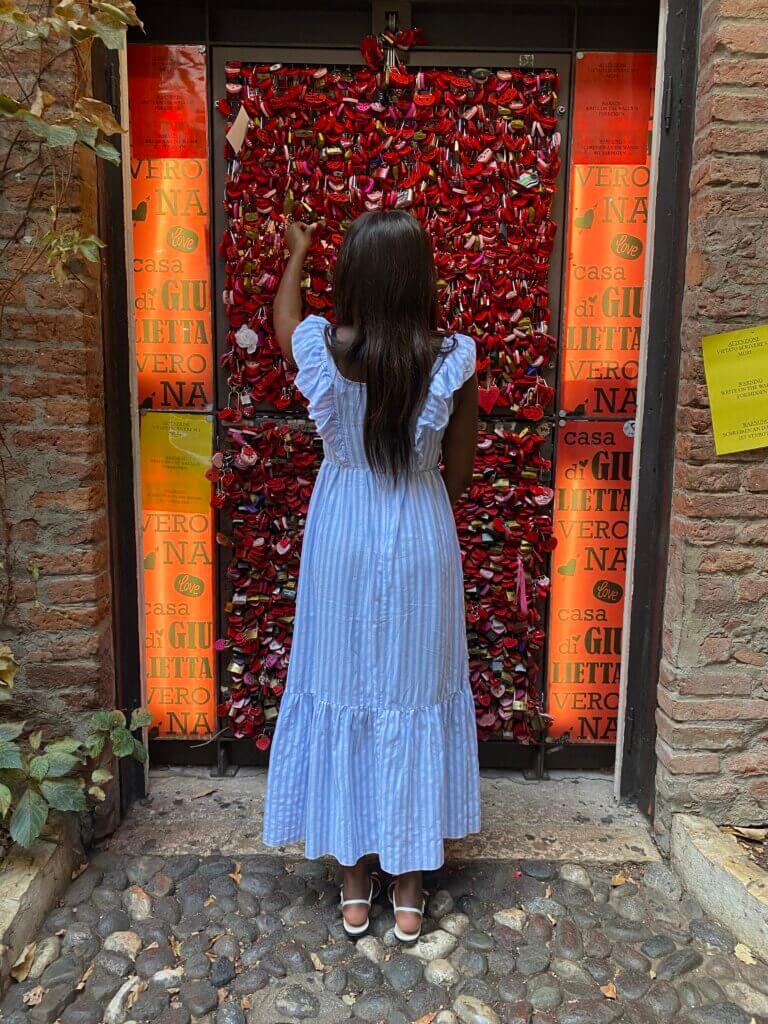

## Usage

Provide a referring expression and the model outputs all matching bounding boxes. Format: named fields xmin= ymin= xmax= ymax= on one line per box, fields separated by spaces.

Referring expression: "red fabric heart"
xmin=478 ymin=385 xmax=500 ymax=414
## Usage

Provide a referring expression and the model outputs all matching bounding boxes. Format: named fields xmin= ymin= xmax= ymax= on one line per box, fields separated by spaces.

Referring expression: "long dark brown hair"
xmin=327 ymin=210 xmax=453 ymax=479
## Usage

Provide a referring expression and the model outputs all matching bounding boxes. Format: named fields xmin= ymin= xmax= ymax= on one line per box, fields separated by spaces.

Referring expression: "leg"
xmin=392 ymin=870 xmax=424 ymax=938
xmin=340 ymin=856 xmax=373 ymax=930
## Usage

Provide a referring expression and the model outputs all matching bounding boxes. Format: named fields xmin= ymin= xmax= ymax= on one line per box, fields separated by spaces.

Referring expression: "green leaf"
xmin=78 ymin=236 xmax=106 ymax=262
xmin=0 ymin=740 xmax=22 ymax=770
xmin=44 ymin=751 xmax=81 ymax=778
xmin=29 ymin=730 xmax=42 ymax=751
xmin=45 ymin=737 xmax=82 ymax=755
xmin=92 ymin=140 xmax=121 ymax=165
xmin=92 ymin=0 xmax=144 ymax=29
xmin=89 ymin=711 xmax=112 ymax=732
xmin=132 ymin=737 xmax=148 ymax=764
xmin=0 ymin=782 xmax=12 ymax=817
xmin=129 ymin=708 xmax=153 ymax=731
xmin=84 ymin=732 xmax=106 ymax=758
xmin=88 ymin=785 xmax=106 ymax=801
xmin=86 ymin=10 xmax=125 ymax=48
xmin=0 ymin=721 xmax=25 ymax=742
xmin=109 ymin=710 xmax=127 ymax=728
xmin=90 ymin=767 xmax=113 ymax=783
xmin=109 ymin=726 xmax=134 ymax=758
xmin=28 ymin=755 xmax=50 ymax=781
xmin=9 ymin=787 xmax=49 ymax=847
xmin=40 ymin=778 xmax=86 ymax=812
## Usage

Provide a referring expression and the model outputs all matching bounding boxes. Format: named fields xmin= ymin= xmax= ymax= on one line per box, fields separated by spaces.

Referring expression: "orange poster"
xmin=560 ymin=52 xmax=655 ymax=417
xmin=546 ymin=422 xmax=634 ymax=743
xmin=140 ymin=412 xmax=216 ymax=737
xmin=128 ymin=45 xmax=213 ymax=410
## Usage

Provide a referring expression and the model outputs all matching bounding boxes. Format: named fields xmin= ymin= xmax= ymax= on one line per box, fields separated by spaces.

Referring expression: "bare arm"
xmin=272 ymin=221 xmax=316 ymax=363
xmin=442 ymin=372 xmax=478 ymax=505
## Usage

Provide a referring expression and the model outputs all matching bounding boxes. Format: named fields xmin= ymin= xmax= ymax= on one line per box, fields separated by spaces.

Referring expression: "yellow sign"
xmin=702 ymin=325 xmax=768 ymax=455
xmin=140 ymin=412 xmax=216 ymax=737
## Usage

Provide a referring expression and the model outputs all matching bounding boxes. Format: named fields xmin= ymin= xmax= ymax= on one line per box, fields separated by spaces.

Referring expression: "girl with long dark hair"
xmin=263 ymin=210 xmax=481 ymax=942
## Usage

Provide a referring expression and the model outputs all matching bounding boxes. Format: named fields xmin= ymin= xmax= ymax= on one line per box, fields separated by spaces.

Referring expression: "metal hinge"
xmin=663 ymin=73 xmax=674 ymax=132
xmin=625 ymin=708 xmax=635 ymax=751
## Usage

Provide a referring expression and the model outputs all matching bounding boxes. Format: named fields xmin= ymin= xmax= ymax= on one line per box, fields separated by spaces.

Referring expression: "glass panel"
xmin=127 ymin=45 xmax=214 ymax=411
xmin=546 ymin=420 xmax=634 ymax=743
xmin=140 ymin=412 xmax=216 ymax=737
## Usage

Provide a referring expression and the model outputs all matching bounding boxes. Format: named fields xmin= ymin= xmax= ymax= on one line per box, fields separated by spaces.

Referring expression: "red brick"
xmin=656 ymin=739 xmax=720 ymax=775
xmin=0 ymin=400 xmax=37 ymax=424
xmin=747 ymin=778 xmax=768 ymax=799
xmin=712 ymin=90 xmax=768 ymax=121
xmin=721 ymin=20 xmax=768 ymax=55
xmin=655 ymin=709 xmax=747 ymax=750
xmin=31 ymin=546 xmax=107 ymax=575
xmin=743 ymin=465 xmax=768 ymax=490
xmin=727 ymin=751 xmax=768 ymax=775
xmin=701 ymin=637 xmax=732 ymax=663
xmin=46 ymin=454 xmax=105 ymax=483
xmin=673 ymin=492 xmax=768 ymax=519
xmin=720 ymin=0 xmax=768 ymax=15
xmin=658 ymin=689 xmax=768 ymax=722
xmin=737 ymin=576 xmax=768 ymax=601
xmin=675 ymin=463 xmax=741 ymax=492
xmin=25 ymin=601 xmax=109 ymax=631
xmin=42 ymin=573 xmax=110 ymax=605
xmin=698 ymin=155 xmax=764 ymax=187
xmin=713 ymin=57 xmax=768 ymax=87
xmin=43 ymin=398 xmax=103 ymax=426
xmin=32 ymin=485 xmax=106 ymax=512
xmin=698 ymin=549 xmax=756 ymax=573
xmin=10 ymin=428 xmax=103 ymax=454
xmin=24 ymin=661 xmax=104 ymax=689
xmin=733 ymin=647 xmax=768 ymax=666
xmin=676 ymin=671 xmax=753 ymax=696
xmin=26 ymin=633 xmax=105 ymax=662
xmin=8 ymin=374 xmax=90 ymax=400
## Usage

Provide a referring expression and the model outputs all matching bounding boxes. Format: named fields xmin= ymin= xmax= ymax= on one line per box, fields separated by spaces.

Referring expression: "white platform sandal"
xmin=340 ymin=873 xmax=381 ymax=937
xmin=388 ymin=880 xmax=427 ymax=943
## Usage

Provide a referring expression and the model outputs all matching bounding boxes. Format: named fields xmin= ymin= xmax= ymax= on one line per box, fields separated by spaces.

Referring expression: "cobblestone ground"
xmin=2 ymin=853 xmax=767 ymax=1024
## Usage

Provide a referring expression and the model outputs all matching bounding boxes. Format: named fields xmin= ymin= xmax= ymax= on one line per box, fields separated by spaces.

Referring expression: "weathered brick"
xmin=32 ymin=484 xmax=106 ymax=511
xmin=737 ymin=576 xmax=768 ymax=601
xmin=655 ymin=709 xmax=747 ymax=750
xmin=675 ymin=671 xmax=754 ymax=696
xmin=720 ymin=19 xmax=768 ymax=55
xmin=656 ymin=739 xmax=721 ymax=775
xmin=733 ymin=647 xmax=768 ymax=666
xmin=712 ymin=56 xmax=768 ymax=86
xmin=727 ymin=751 xmax=768 ymax=775
xmin=658 ymin=688 xmax=768 ymax=722
xmin=698 ymin=549 xmax=756 ymax=573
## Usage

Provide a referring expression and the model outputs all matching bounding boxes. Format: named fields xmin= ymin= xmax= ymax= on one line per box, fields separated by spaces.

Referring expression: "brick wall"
xmin=655 ymin=0 xmax=768 ymax=844
xmin=0 ymin=23 xmax=116 ymax=744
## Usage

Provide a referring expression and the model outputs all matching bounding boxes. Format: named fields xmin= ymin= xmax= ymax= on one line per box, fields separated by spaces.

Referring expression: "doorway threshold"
xmin=107 ymin=767 xmax=659 ymax=864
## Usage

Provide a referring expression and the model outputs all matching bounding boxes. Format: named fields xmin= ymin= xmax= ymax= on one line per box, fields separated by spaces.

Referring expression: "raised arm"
xmin=441 ymin=372 xmax=478 ymax=505
xmin=272 ymin=221 xmax=317 ymax=363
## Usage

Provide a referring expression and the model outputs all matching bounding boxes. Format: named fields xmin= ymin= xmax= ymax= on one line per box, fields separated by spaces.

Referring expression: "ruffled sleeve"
xmin=291 ymin=315 xmax=343 ymax=459
xmin=414 ymin=333 xmax=477 ymax=457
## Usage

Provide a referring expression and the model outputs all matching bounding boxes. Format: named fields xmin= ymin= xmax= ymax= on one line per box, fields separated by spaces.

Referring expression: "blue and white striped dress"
xmin=262 ymin=315 xmax=481 ymax=874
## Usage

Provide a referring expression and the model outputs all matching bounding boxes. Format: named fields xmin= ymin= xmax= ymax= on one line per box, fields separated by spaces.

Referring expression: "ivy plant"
xmin=0 ymin=708 xmax=151 ymax=849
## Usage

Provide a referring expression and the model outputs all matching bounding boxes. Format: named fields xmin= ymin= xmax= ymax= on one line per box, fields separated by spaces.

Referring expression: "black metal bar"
xmin=619 ymin=0 xmax=702 ymax=814
xmin=91 ymin=41 xmax=146 ymax=811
